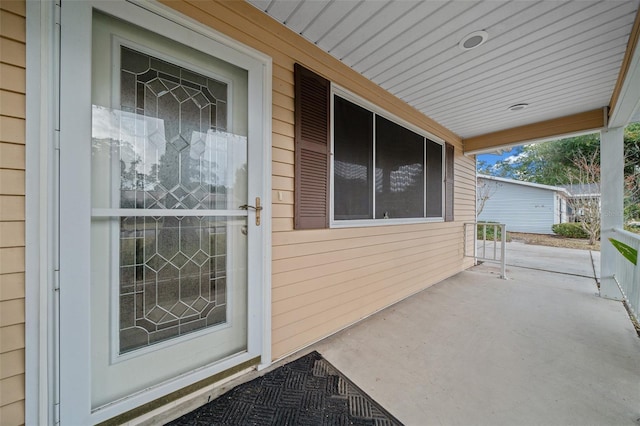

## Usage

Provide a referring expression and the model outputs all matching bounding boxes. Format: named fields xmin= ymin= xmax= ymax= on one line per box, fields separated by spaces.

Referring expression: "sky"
xmin=477 ymin=146 xmax=523 ymax=170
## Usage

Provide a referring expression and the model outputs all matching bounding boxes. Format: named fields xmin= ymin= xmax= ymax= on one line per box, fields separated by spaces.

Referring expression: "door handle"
xmin=239 ymin=197 xmax=263 ymax=226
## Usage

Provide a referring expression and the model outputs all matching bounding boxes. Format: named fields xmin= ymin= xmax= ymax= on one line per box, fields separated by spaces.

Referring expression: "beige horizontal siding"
xmin=0 ymin=2 xmax=25 ymax=425
xmin=272 ymin=253 xmax=465 ymax=357
xmin=0 ymin=196 xmax=24 ymax=221
xmin=0 ymin=1 xmax=24 ymax=17
xmin=272 ymin=189 xmax=293 ymax=205
xmin=0 ymin=324 xmax=24 ymax=353
xmin=272 ymin=175 xmax=293 ymax=192
xmin=272 ymin=133 xmax=294 ymax=151
xmin=0 ymin=91 xmax=25 ymax=119
xmin=272 ymin=218 xmax=294 ymax=233
xmin=0 ymin=63 xmax=25 ymax=92
xmin=272 ymin=226 xmax=458 ymax=272
xmin=0 ymin=8 xmax=25 ymax=43
xmin=272 ymin=147 xmax=294 ymax=164
xmin=0 ymin=299 xmax=24 ymax=327
xmin=0 ymin=170 xmax=25 ymax=195
xmin=0 ymin=38 xmax=25 ymax=68
xmin=0 ymin=400 xmax=23 ymax=426
xmin=272 ymin=119 xmax=294 ymax=139
xmin=0 ymin=273 xmax=24 ymax=301
xmin=272 ymin=161 xmax=294 ymax=179
xmin=273 ymin=240 xmax=462 ymax=310
xmin=272 ymin=229 xmax=464 ymax=290
xmin=0 ymin=349 xmax=24 ymax=382
xmin=0 ymin=117 xmax=24 ymax=144
xmin=0 ymin=143 xmax=25 ymax=169
xmin=0 ymin=374 xmax=24 ymax=408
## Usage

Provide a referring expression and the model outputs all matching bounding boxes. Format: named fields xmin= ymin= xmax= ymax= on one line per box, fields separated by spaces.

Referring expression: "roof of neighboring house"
xmin=477 ymin=174 xmax=570 ymax=195
xmin=558 ymin=183 xmax=601 ymax=197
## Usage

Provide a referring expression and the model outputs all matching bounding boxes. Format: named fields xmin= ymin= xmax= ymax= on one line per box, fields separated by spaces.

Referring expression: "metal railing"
xmin=464 ymin=222 xmax=507 ymax=279
xmin=610 ymin=227 xmax=640 ymax=323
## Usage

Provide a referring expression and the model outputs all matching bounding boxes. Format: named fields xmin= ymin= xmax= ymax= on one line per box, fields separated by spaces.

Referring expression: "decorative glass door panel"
xmin=111 ymin=45 xmax=246 ymax=353
xmin=118 ymin=215 xmax=232 ymax=353
xmin=88 ymin=11 xmax=253 ymax=408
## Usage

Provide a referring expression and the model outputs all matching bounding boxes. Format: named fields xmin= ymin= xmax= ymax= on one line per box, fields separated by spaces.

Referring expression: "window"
xmin=333 ymin=96 xmax=373 ymax=220
xmin=374 ymin=115 xmax=426 ymax=219
xmin=333 ymin=94 xmax=444 ymax=223
xmin=294 ymin=64 xmax=454 ymax=229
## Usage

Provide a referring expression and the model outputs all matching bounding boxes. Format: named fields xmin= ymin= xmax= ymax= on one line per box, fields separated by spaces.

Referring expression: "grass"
xmin=508 ymin=232 xmax=600 ymax=251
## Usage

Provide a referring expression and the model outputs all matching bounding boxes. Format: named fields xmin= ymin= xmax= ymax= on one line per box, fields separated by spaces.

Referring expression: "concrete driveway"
xmin=505 ymin=241 xmax=600 ymax=279
xmin=313 ymin=243 xmax=639 ymax=426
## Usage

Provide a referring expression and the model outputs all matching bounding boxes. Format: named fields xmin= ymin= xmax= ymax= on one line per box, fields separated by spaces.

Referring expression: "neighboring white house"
xmin=558 ymin=183 xmax=602 ymax=222
xmin=477 ymin=175 xmax=570 ymax=234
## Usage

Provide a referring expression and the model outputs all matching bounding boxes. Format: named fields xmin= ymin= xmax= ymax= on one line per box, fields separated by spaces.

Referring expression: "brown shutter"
xmin=445 ymin=142 xmax=455 ymax=222
xmin=294 ymin=64 xmax=331 ymax=229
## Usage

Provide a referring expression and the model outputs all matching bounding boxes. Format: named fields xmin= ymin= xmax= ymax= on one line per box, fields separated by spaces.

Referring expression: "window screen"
xmin=332 ymin=95 xmax=446 ymax=222
xmin=334 ymin=96 xmax=373 ymax=220
xmin=426 ymin=139 xmax=443 ymax=217
xmin=375 ymin=116 xmax=424 ymax=219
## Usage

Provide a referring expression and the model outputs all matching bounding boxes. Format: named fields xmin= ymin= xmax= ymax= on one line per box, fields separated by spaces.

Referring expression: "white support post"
xmin=500 ymin=224 xmax=507 ymax=280
xmin=600 ymin=127 xmax=625 ymax=300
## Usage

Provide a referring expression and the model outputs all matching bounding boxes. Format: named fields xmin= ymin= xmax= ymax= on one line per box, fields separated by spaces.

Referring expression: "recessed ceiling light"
xmin=508 ymin=103 xmax=529 ymax=111
xmin=458 ymin=30 xmax=489 ymax=50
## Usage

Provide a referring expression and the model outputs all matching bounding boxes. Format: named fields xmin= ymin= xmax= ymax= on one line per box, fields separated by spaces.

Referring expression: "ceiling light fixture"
xmin=458 ymin=30 xmax=489 ymax=50
xmin=508 ymin=103 xmax=529 ymax=111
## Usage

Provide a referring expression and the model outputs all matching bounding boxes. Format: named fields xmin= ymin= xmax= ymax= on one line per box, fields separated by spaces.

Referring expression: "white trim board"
xmin=25 ymin=1 xmax=59 ymax=424
xmin=609 ymin=30 xmax=640 ymax=128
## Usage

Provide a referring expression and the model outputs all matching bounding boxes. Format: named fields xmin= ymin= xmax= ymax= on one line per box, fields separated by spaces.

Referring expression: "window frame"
xmin=330 ymin=85 xmax=446 ymax=228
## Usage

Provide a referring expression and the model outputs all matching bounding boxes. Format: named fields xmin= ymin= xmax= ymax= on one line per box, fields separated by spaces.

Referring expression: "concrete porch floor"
xmin=148 ymin=243 xmax=640 ymax=426
xmin=310 ymin=243 xmax=640 ymax=426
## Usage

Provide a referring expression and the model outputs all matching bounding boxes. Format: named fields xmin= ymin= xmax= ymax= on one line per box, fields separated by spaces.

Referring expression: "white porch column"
xmin=600 ymin=126 xmax=625 ymax=300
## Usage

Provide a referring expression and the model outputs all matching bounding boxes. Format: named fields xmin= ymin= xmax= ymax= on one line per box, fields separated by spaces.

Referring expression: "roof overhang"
xmin=467 ymin=4 xmax=640 ymax=153
xmin=609 ymin=5 xmax=640 ymax=128
xmin=246 ymin=1 xmax=640 ymax=153
xmin=464 ymin=109 xmax=607 ymax=155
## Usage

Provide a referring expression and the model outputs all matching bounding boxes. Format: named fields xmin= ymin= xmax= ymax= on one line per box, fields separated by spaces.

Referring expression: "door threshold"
xmin=98 ymin=356 xmax=260 ymax=426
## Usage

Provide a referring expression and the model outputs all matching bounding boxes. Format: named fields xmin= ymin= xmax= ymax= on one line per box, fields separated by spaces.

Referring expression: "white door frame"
xmin=26 ymin=1 xmax=272 ymax=424
xmin=25 ymin=1 xmax=60 ymax=424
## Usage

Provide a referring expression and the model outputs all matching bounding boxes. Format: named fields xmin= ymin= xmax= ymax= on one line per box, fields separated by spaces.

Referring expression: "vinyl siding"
xmin=0 ymin=1 xmax=26 ymax=425
xmin=478 ymin=179 xmax=559 ymax=234
xmin=161 ymin=1 xmax=476 ymax=360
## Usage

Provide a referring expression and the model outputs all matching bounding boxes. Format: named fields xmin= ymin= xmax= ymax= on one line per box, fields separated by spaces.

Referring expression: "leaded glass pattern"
xmin=117 ymin=46 xmax=239 ymax=354
xmin=119 ymin=216 xmax=230 ymax=353
xmin=119 ymin=46 xmax=231 ymax=210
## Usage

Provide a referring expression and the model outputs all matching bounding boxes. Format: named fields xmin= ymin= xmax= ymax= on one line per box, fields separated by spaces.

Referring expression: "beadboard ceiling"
xmin=247 ymin=0 xmax=639 ymax=139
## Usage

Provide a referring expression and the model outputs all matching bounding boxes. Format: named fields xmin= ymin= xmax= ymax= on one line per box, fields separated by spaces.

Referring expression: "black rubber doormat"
xmin=167 ymin=351 xmax=403 ymax=425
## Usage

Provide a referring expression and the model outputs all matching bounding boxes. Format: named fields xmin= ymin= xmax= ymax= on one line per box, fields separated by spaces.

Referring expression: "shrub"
xmin=477 ymin=222 xmax=508 ymax=240
xmin=625 ymin=223 xmax=640 ymax=235
xmin=552 ymin=223 xmax=589 ymax=239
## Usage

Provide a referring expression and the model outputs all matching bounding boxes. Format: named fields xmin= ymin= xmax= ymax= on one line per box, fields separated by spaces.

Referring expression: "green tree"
xmin=485 ymin=133 xmax=599 ymax=185
xmin=482 ymin=123 xmax=640 ymax=221
xmin=624 ymin=123 xmax=640 ymax=220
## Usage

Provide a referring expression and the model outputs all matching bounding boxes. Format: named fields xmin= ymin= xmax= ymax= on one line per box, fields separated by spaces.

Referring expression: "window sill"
xmin=330 ymin=217 xmax=444 ymax=228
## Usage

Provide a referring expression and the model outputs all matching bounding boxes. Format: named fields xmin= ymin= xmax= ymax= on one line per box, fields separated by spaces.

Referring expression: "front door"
xmin=58 ymin=2 xmax=269 ymax=423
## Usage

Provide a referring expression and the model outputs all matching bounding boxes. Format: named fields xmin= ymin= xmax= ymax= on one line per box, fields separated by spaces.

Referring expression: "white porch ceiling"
xmin=247 ymin=0 xmax=639 ymax=139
